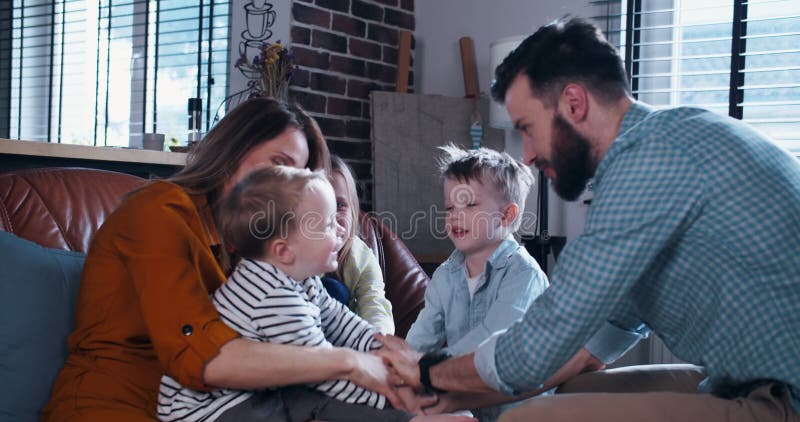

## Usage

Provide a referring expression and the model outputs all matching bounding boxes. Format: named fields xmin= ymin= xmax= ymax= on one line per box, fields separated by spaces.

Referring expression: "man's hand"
xmin=421 ymin=392 xmax=453 ymax=414
xmin=375 ymin=334 xmax=424 ymax=389
xmin=396 ymin=386 xmax=438 ymax=414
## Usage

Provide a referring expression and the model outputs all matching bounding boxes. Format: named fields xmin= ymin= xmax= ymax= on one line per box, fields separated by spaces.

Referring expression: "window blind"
xmin=0 ymin=0 xmax=230 ymax=147
xmin=593 ymin=0 xmax=800 ymax=155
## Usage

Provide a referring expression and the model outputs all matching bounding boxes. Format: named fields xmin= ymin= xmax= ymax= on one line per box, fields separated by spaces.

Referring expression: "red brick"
xmin=367 ymin=61 xmax=397 ymax=84
xmin=328 ymin=139 xmax=372 ymax=159
xmin=400 ymin=0 xmax=413 ymax=12
xmin=292 ymin=3 xmax=331 ymax=28
xmin=328 ymin=97 xmax=363 ymax=117
xmin=373 ymin=0 xmax=398 ymax=6
xmin=290 ymin=68 xmax=310 ymax=88
xmin=292 ymin=46 xmax=330 ymax=70
xmin=367 ymin=23 xmax=398 ymax=45
xmin=347 ymin=79 xmax=381 ymax=100
xmin=310 ymin=71 xmax=346 ymax=94
xmin=352 ymin=0 xmax=383 ymax=22
xmin=332 ymin=14 xmax=366 ymax=37
xmin=346 ymin=120 xmax=371 ymax=139
xmin=312 ymin=29 xmax=347 ymax=53
xmin=316 ymin=0 xmax=349 ymax=12
xmin=383 ymin=45 xmax=397 ymax=65
xmin=330 ymin=55 xmax=365 ymax=77
xmin=384 ymin=8 xmax=414 ymax=30
xmin=289 ymin=89 xmax=327 ymax=114
xmin=315 ymin=116 xmax=346 ymax=138
xmin=349 ymin=38 xmax=382 ymax=60
xmin=291 ymin=26 xmax=311 ymax=45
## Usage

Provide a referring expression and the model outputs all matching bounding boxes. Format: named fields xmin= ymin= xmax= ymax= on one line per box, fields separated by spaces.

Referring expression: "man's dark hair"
xmin=491 ymin=17 xmax=630 ymax=106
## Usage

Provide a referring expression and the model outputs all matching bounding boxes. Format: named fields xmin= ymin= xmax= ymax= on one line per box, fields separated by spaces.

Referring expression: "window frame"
xmin=0 ymin=0 xmax=230 ymax=147
xmin=616 ymin=0 xmax=799 ymax=155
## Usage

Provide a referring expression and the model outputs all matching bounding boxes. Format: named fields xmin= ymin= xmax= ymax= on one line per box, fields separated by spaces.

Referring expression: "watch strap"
xmin=418 ymin=350 xmax=451 ymax=393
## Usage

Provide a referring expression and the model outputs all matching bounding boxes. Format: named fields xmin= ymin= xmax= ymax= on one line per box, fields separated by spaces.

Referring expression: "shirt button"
xmin=182 ymin=324 xmax=194 ymax=336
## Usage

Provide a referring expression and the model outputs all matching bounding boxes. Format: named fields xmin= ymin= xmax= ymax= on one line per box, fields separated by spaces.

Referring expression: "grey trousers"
xmin=498 ymin=364 xmax=799 ymax=422
xmin=215 ymin=386 xmax=413 ymax=422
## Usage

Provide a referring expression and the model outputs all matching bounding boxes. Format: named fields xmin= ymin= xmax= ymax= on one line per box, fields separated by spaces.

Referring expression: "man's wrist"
xmin=419 ymin=350 xmax=451 ymax=393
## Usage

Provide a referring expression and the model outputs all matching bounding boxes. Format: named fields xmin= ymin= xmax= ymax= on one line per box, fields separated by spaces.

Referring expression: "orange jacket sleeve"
xmin=112 ymin=182 xmax=239 ymax=391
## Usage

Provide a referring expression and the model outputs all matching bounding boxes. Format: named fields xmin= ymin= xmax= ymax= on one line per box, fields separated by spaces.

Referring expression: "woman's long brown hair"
xmin=168 ymin=97 xmax=329 ymax=273
xmin=168 ymin=97 xmax=329 ymax=206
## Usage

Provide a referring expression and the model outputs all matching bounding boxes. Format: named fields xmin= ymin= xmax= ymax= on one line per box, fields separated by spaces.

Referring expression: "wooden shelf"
xmin=0 ymin=138 xmax=186 ymax=166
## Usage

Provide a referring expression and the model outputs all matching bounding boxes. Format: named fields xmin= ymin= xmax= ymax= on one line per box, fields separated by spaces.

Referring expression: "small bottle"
xmin=187 ymin=98 xmax=202 ymax=146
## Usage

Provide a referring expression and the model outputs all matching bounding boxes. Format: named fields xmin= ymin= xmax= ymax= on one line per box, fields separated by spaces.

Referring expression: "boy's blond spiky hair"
xmin=437 ymin=144 xmax=534 ymax=231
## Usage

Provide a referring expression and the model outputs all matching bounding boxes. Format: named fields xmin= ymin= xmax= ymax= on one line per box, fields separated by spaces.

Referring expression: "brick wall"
xmin=289 ymin=0 xmax=415 ymax=210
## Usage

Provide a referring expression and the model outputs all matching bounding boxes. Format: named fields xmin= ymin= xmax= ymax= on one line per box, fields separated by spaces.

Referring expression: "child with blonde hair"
xmin=322 ymin=155 xmax=395 ymax=334
xmin=406 ymin=145 xmax=545 ymax=421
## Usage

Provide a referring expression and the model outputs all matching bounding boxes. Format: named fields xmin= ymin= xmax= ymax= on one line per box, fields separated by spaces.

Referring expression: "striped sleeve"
xmin=305 ymin=276 xmax=378 ymax=352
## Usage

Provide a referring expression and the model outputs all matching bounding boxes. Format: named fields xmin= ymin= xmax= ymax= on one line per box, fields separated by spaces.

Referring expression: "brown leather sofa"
xmin=0 ymin=167 xmax=428 ymax=336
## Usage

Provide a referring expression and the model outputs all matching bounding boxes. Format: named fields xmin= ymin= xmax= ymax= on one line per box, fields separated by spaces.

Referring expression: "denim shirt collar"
xmin=445 ymin=234 xmax=520 ymax=274
xmin=593 ymin=101 xmax=654 ymax=188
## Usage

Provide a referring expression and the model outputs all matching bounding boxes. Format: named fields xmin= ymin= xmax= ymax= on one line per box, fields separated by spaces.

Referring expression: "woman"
xmin=42 ymin=98 xmax=402 ymax=421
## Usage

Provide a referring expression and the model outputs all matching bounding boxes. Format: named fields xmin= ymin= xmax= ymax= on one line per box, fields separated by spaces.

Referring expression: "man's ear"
xmin=559 ymin=83 xmax=590 ymax=124
xmin=501 ymin=203 xmax=520 ymax=227
xmin=270 ymin=238 xmax=296 ymax=266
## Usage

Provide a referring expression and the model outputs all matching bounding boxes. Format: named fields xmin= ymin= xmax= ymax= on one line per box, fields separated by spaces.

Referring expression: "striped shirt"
xmin=475 ymin=102 xmax=800 ymax=412
xmin=157 ymin=258 xmax=383 ymax=421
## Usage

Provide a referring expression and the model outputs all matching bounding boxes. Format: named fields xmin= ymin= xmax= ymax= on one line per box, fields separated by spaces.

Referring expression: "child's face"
xmin=443 ymin=176 xmax=509 ymax=257
xmin=330 ymin=172 xmax=353 ymax=240
xmin=287 ymin=182 xmax=344 ymax=280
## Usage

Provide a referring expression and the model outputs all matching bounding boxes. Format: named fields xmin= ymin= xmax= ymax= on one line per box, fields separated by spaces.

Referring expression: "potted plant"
xmin=235 ymin=41 xmax=295 ymax=101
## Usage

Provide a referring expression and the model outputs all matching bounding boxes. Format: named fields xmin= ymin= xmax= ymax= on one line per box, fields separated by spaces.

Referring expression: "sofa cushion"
xmin=0 ymin=231 xmax=85 ymax=422
xmin=0 ymin=168 xmax=145 ymax=253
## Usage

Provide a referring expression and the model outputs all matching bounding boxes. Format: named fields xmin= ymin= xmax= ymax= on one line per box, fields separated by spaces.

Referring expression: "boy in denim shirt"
xmin=405 ymin=145 xmax=544 ymax=421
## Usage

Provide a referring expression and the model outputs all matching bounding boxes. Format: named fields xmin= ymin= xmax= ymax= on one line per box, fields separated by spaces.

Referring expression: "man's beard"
xmin=547 ymin=113 xmax=595 ymax=201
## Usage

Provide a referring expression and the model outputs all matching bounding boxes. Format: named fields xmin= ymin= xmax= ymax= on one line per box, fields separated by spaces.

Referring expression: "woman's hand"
xmin=375 ymin=334 xmax=424 ymax=389
xmin=342 ymin=349 xmax=404 ymax=408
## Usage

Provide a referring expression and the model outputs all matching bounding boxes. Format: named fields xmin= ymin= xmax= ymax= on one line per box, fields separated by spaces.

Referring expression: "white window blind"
xmin=740 ymin=0 xmax=800 ymax=154
xmin=0 ymin=0 xmax=230 ymax=147
xmin=594 ymin=0 xmax=800 ymax=155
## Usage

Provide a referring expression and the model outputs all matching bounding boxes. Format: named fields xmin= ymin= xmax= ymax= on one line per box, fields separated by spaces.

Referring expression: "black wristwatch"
xmin=418 ymin=350 xmax=451 ymax=394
